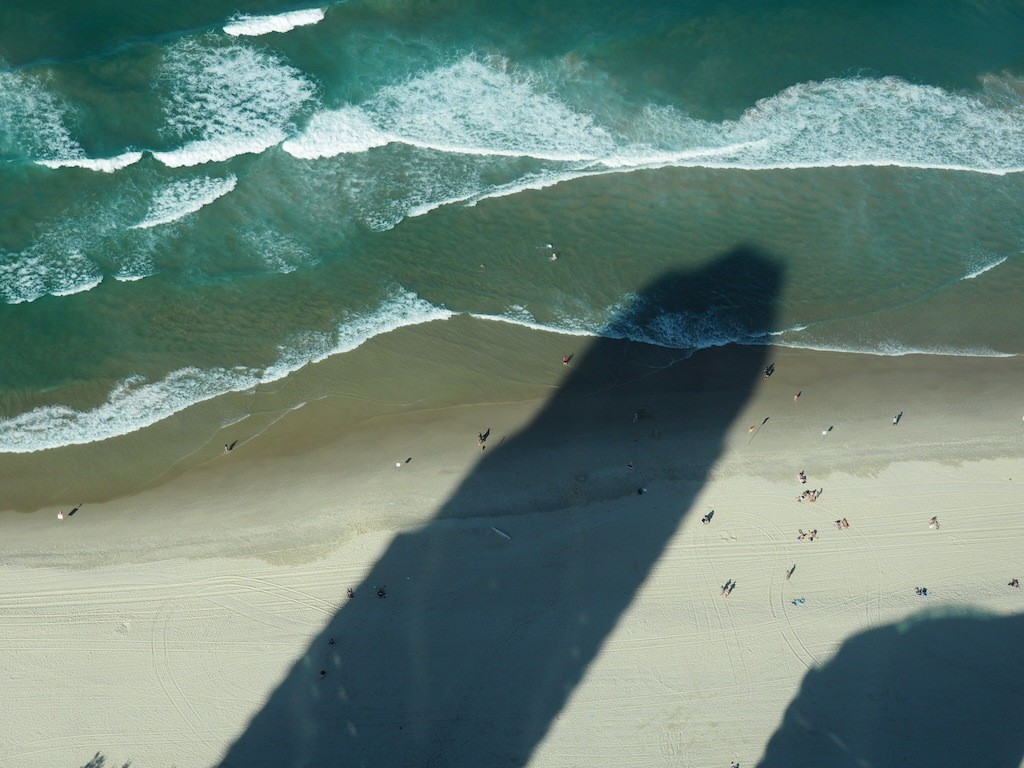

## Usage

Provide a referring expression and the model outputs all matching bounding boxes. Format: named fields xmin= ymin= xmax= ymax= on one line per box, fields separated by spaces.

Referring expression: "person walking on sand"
xmin=562 ymin=354 xmax=571 ymax=365
xmin=785 ymin=564 xmax=796 ymax=580
xmin=893 ymin=411 xmax=903 ymax=426
xmin=929 ymin=516 xmax=939 ymax=529
xmin=794 ymin=391 xmax=801 ymax=402
xmin=57 ymin=510 xmax=64 ymax=521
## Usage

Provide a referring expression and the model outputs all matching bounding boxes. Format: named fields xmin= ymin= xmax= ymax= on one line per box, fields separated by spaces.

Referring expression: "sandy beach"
xmin=2 ymin=317 xmax=1023 ymax=768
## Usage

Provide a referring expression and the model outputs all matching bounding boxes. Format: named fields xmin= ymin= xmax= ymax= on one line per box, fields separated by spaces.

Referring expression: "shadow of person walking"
xmin=217 ymin=247 xmax=782 ymax=768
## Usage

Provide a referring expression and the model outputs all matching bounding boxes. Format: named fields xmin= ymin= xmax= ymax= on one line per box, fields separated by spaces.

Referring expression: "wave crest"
xmin=224 ymin=8 xmax=325 ymax=37
xmin=153 ymin=40 xmax=317 ymax=168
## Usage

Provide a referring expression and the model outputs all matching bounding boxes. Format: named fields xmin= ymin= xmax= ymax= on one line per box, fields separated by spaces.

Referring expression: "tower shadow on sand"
xmin=757 ymin=609 xmax=1024 ymax=768
xmin=217 ymin=249 xmax=782 ymax=767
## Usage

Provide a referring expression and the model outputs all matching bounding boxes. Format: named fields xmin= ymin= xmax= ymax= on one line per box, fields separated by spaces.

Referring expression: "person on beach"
xmin=764 ymin=363 xmax=774 ymax=379
xmin=929 ymin=516 xmax=939 ymax=529
xmin=842 ymin=518 xmax=849 ymax=528
xmin=893 ymin=411 xmax=903 ymax=426
xmin=786 ymin=564 xmax=796 ymax=580
xmin=808 ymin=529 xmax=818 ymax=541
xmin=835 ymin=519 xmax=843 ymax=530
xmin=1009 ymin=579 xmax=1020 ymax=588
xmin=793 ymin=391 xmax=801 ymax=402
xmin=701 ymin=509 xmax=714 ymax=524
xmin=791 ymin=597 xmax=805 ymax=606
xmin=562 ymin=354 xmax=570 ymax=365
xmin=347 ymin=588 xmax=355 ymax=599
xmin=797 ymin=470 xmax=807 ymax=484
xmin=797 ymin=529 xmax=807 ymax=541
xmin=915 ymin=587 xmax=928 ymax=596
xmin=224 ymin=439 xmax=238 ymax=453
xmin=57 ymin=510 xmax=64 ymax=521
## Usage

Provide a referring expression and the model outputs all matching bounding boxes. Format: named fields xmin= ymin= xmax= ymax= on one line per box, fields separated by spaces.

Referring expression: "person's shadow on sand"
xmin=757 ymin=609 xmax=1024 ymax=768
xmin=217 ymin=249 xmax=782 ymax=767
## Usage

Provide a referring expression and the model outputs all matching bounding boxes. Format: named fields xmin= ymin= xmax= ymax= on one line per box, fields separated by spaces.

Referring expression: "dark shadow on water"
xmin=757 ymin=609 xmax=1024 ymax=768
xmin=217 ymin=249 xmax=781 ymax=767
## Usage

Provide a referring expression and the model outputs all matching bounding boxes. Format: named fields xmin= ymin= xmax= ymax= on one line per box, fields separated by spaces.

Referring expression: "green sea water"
xmin=1 ymin=0 xmax=1023 ymax=453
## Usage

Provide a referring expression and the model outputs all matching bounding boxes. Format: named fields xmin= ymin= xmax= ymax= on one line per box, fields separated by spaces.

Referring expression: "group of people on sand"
xmin=796 ymin=529 xmax=818 ymax=541
xmin=797 ymin=488 xmax=821 ymax=502
xmin=834 ymin=518 xmax=850 ymax=530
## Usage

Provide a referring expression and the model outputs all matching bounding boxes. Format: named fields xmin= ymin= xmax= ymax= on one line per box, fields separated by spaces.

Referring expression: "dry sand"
xmin=1 ymin=321 xmax=1023 ymax=768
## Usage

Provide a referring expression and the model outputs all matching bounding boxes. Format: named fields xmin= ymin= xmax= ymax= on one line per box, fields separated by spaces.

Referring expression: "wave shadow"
xmin=217 ymin=247 xmax=782 ymax=767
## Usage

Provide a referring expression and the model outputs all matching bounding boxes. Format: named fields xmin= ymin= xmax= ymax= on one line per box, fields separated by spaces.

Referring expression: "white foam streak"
xmin=288 ymin=63 xmax=1024 ymax=189
xmin=0 ymin=68 xmax=83 ymax=162
xmin=131 ymin=175 xmax=237 ymax=229
xmin=0 ymin=247 xmax=103 ymax=304
xmin=0 ymin=290 xmax=453 ymax=453
xmin=773 ymin=338 xmax=1014 ymax=358
xmin=470 ymin=312 xmax=596 ymax=337
xmin=962 ymin=255 xmax=1008 ymax=280
xmin=223 ymin=8 xmax=325 ymax=36
xmin=0 ymin=368 xmax=263 ymax=454
xmin=285 ymin=58 xmax=615 ymax=162
xmin=282 ymin=106 xmax=390 ymax=158
xmin=156 ymin=40 xmax=316 ymax=168
xmin=471 ymin=309 xmax=1015 ymax=359
xmin=37 ymin=151 xmax=143 ymax=172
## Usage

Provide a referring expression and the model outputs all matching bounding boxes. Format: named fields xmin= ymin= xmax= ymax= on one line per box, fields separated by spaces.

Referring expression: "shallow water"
xmin=1 ymin=0 xmax=1022 ymax=452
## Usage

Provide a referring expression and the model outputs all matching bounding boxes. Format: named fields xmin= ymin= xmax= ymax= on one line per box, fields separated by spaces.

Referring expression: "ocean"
xmin=1 ymin=0 xmax=1023 ymax=455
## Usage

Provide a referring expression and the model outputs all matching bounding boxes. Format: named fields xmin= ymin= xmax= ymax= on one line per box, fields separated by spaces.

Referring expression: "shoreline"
xmin=1 ymin=314 xmax=1021 ymax=517
xmin=1 ymin=321 xmax=1023 ymax=767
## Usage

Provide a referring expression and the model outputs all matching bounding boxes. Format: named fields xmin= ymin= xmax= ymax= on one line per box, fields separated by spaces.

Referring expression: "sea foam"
xmin=153 ymin=40 xmax=317 ymax=168
xmin=0 ymin=245 xmax=103 ymax=304
xmin=285 ymin=57 xmax=615 ymax=162
xmin=37 ymin=151 xmax=144 ymax=173
xmin=131 ymin=175 xmax=237 ymax=229
xmin=0 ymin=290 xmax=452 ymax=453
xmin=287 ymin=61 xmax=1024 ymax=175
xmin=223 ymin=8 xmax=325 ymax=37
xmin=0 ymin=67 xmax=84 ymax=163
xmin=279 ymin=60 xmax=1024 ymax=231
xmin=962 ymin=254 xmax=1009 ymax=280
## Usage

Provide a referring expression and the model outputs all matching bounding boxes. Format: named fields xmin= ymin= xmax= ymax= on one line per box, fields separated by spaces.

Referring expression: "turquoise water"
xmin=1 ymin=0 xmax=1023 ymax=453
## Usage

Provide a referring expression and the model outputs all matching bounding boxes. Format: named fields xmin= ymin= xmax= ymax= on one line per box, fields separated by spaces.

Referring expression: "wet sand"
xmin=1 ymin=319 xmax=1023 ymax=767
